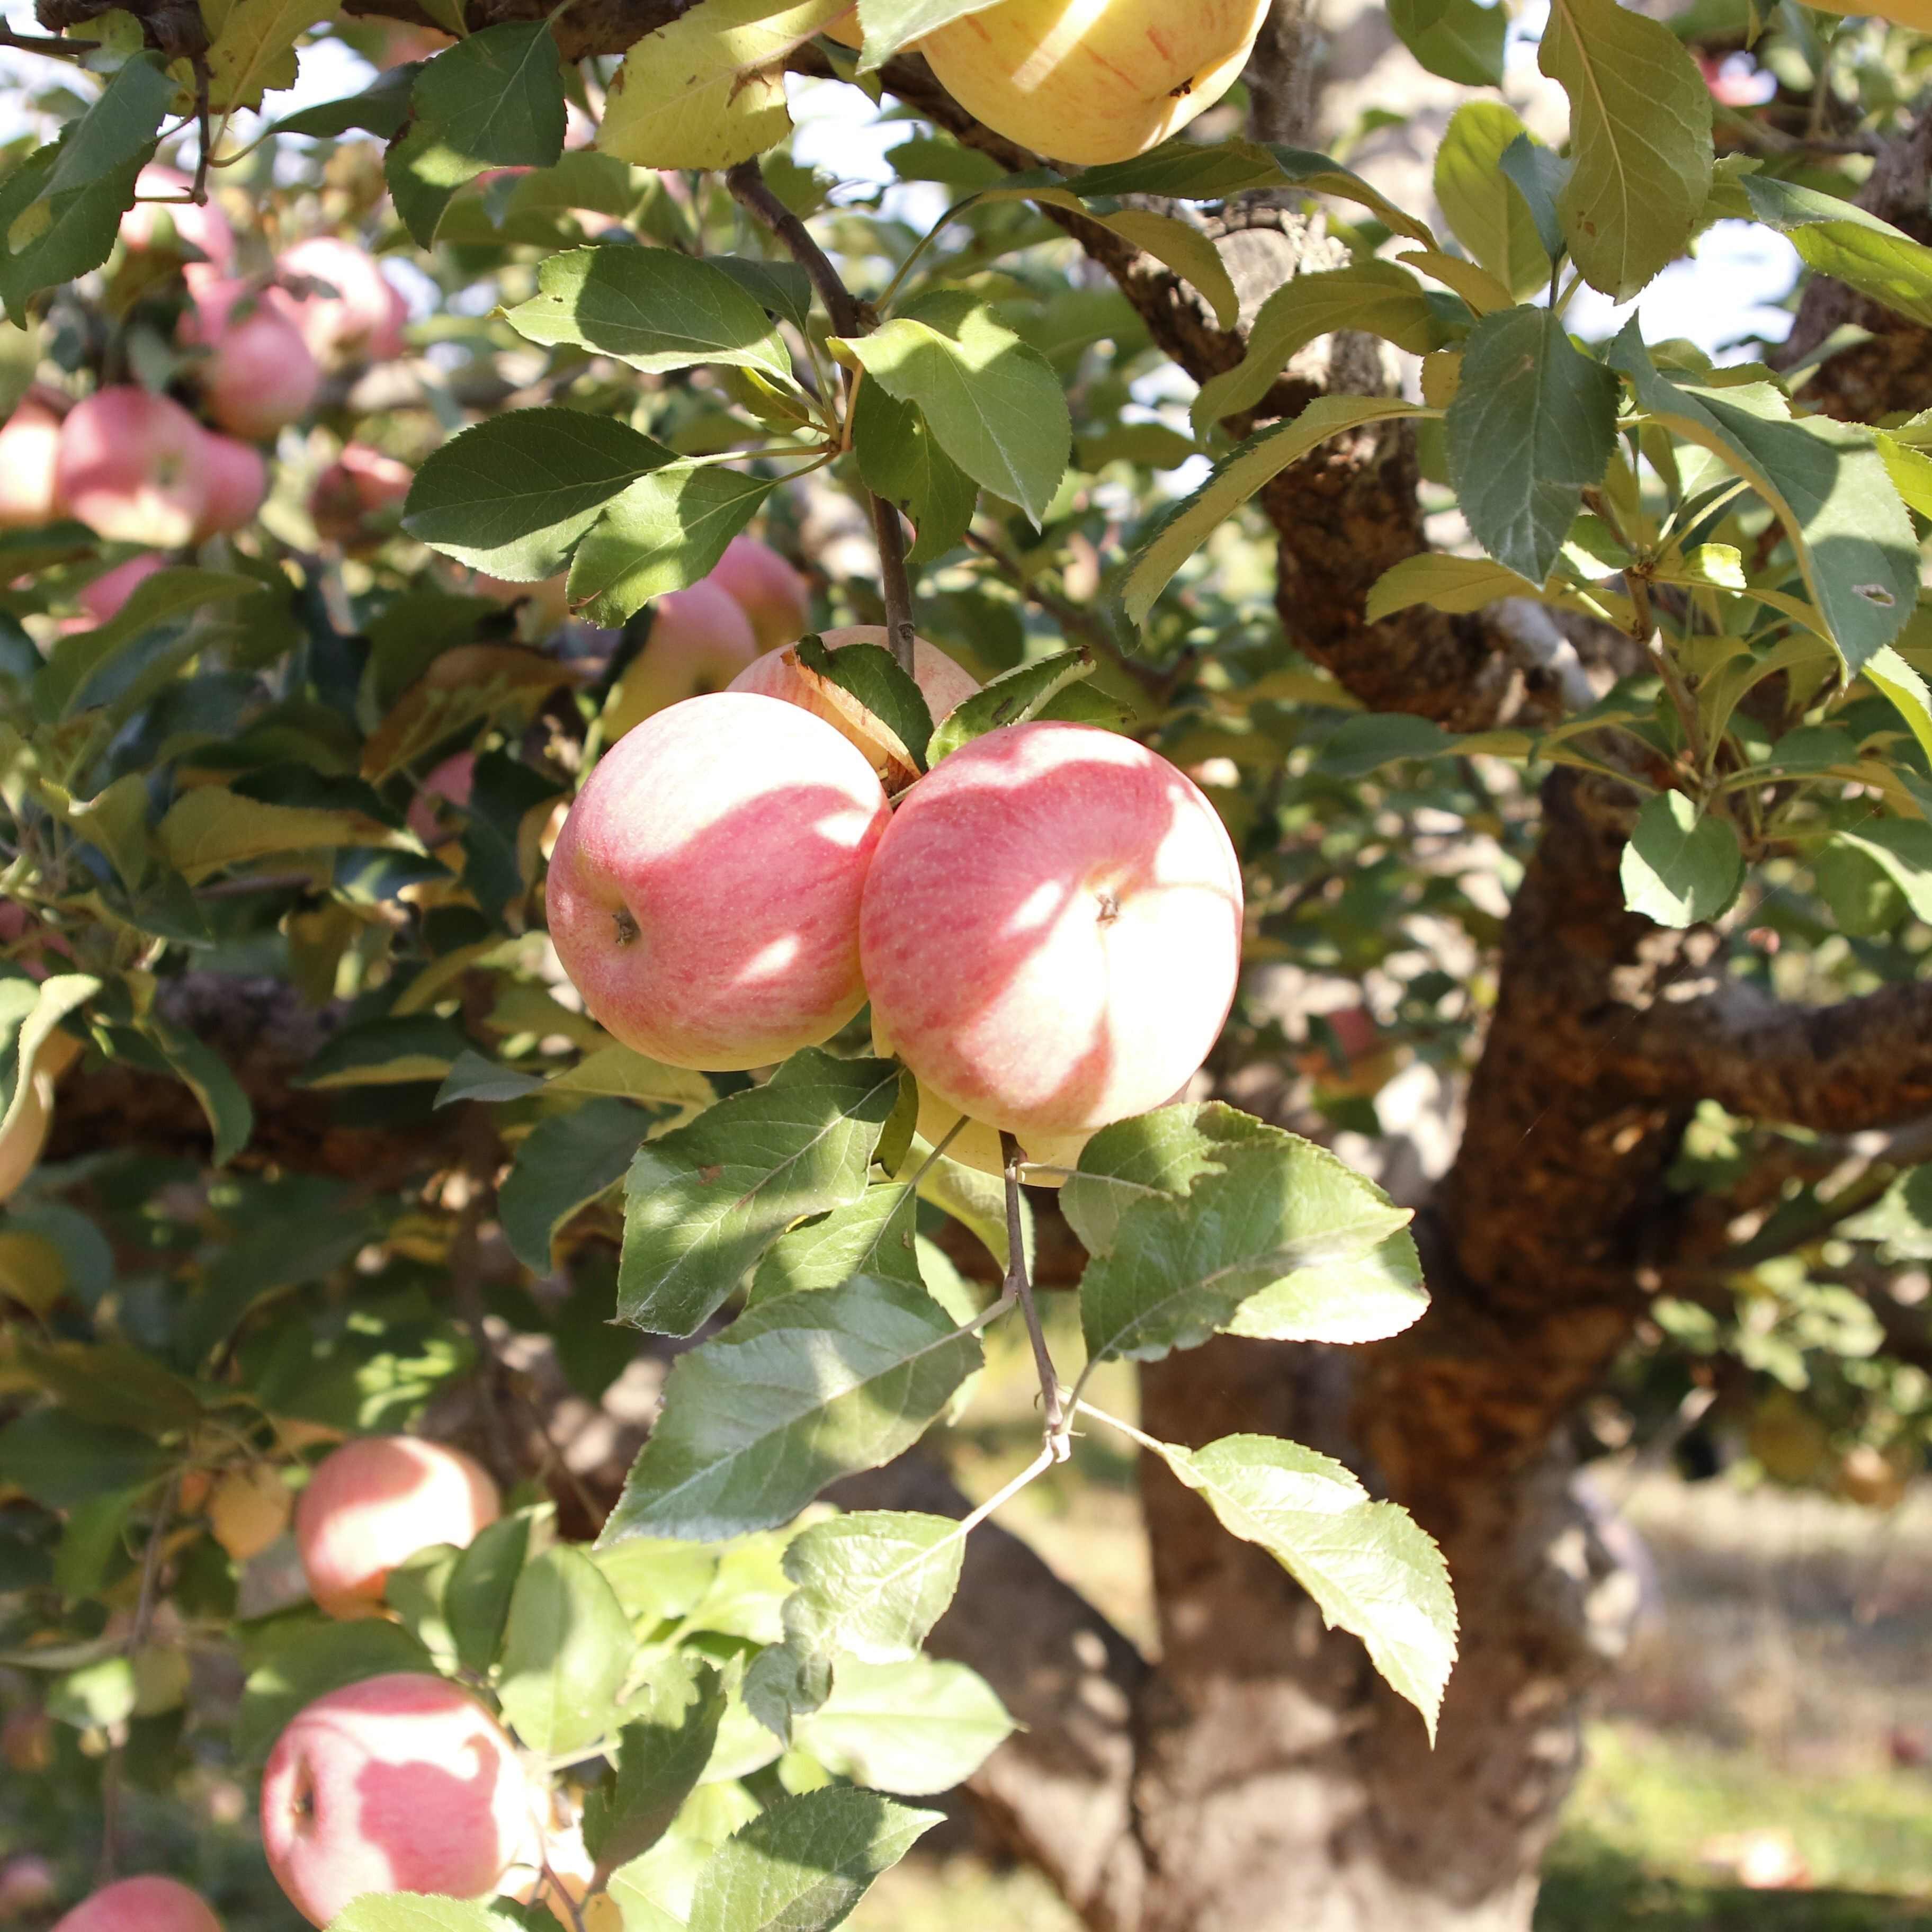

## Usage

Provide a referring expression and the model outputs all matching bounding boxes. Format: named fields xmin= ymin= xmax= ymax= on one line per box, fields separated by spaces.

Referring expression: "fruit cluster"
xmin=547 ymin=620 xmax=1245 ymax=1178
xmin=0 ymin=167 xmax=411 ymax=624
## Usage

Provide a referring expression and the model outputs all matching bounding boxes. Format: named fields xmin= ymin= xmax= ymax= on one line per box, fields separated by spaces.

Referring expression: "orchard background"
xmin=1 ymin=0 xmax=1931 ymax=1925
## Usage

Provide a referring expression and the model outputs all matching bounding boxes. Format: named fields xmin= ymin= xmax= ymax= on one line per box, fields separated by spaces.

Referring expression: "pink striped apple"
xmin=708 ymin=533 xmax=810 ymax=652
xmin=276 ymin=236 xmax=409 ymax=365
xmin=861 ymin=721 xmax=1243 ymax=1137
xmin=600 ymin=579 xmax=760 ymax=740
xmin=193 ymin=433 xmax=270 ymax=540
xmin=182 ymin=281 xmax=321 ymax=440
xmin=545 ymin=692 xmax=890 ymax=1069
xmin=261 ymin=1673 xmax=527 ymax=1927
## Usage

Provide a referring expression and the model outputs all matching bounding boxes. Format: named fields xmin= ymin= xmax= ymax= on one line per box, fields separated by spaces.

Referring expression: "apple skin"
xmin=55 ymin=388 xmax=209 ymax=548
xmin=276 ymin=237 xmax=409 ymax=366
xmin=51 ymin=1875 xmax=223 ymax=1932
xmin=0 ymin=395 xmax=64 ymax=530
xmin=407 ymin=749 xmax=477 ymax=845
xmin=183 ymin=281 xmax=322 ymax=441
xmin=708 ymin=534 xmax=811 ymax=652
xmin=293 ymin=1435 xmax=500 ymax=1619
xmin=860 ymin=721 xmax=1243 ymax=1138
xmin=119 ymin=165 xmax=234 ymax=277
xmin=194 ymin=434 xmax=270 ymax=540
xmin=76 ymin=553 xmax=166 ymax=628
xmin=910 ymin=1084 xmax=1089 ymax=1188
xmin=310 ymin=443 xmax=413 ymax=546
xmin=727 ymin=625 xmax=979 ymax=779
xmin=601 ymin=580 xmax=761 ymax=741
xmin=546 ymin=692 xmax=891 ymax=1071
xmin=919 ymin=0 xmax=1271 ymax=165
xmin=260 ymin=1672 xmax=529 ymax=1928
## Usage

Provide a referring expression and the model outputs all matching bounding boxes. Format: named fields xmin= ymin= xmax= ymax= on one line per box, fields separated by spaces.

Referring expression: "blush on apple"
xmin=119 ymin=165 xmax=234 ymax=277
xmin=310 ymin=443 xmax=413 ymax=547
xmin=260 ymin=1672 xmax=528 ymax=1927
xmin=194 ymin=434 xmax=270 ymax=540
xmin=276 ymin=237 xmax=409 ymax=366
xmin=182 ymin=281 xmax=321 ymax=440
xmin=74 ymin=553 xmax=166 ymax=629
xmin=293 ymin=1435 xmax=500 ymax=1618
xmin=707 ymin=534 xmax=811 ymax=652
xmin=55 ymin=388 xmax=209 ymax=548
xmin=51 ymin=1875 xmax=222 ymax=1932
xmin=545 ymin=692 xmax=891 ymax=1070
xmin=861 ymin=721 xmax=1244 ymax=1138
xmin=600 ymin=580 xmax=761 ymax=741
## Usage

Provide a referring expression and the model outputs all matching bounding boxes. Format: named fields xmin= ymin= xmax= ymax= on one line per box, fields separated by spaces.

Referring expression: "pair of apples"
xmin=547 ymin=629 xmax=1245 ymax=1176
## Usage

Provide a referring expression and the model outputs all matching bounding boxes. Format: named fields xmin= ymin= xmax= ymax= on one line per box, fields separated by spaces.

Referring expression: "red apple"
xmin=261 ymin=1672 xmax=528 ymax=1927
xmin=75 ymin=553 xmax=166 ymax=628
xmin=51 ymin=1875 xmax=222 ymax=1932
xmin=55 ymin=388 xmax=208 ymax=547
xmin=545 ymin=691 xmax=891 ymax=1070
xmin=276 ymin=237 xmax=409 ymax=366
xmin=293 ymin=1435 xmax=499 ymax=1619
xmin=119 ymin=165 xmax=234 ymax=277
xmin=0 ymin=393 xmax=64 ymax=530
xmin=707 ymin=534 xmax=811 ymax=652
xmin=600 ymin=580 xmax=760 ymax=740
xmin=193 ymin=433 xmax=269 ymax=540
xmin=861 ymin=721 xmax=1244 ymax=1137
xmin=728 ymin=624 xmax=979 ymax=779
xmin=309 ymin=442 xmax=413 ymax=546
xmin=182 ymin=281 xmax=321 ymax=440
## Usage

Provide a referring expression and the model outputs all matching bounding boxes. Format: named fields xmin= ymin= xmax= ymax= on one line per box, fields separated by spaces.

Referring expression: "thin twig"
xmin=0 ymin=21 xmax=97 ymax=56
xmin=1630 ymin=573 xmax=1710 ymax=777
xmin=724 ymin=156 xmax=918 ymax=677
xmin=1000 ymin=1132 xmax=1069 ymax=1460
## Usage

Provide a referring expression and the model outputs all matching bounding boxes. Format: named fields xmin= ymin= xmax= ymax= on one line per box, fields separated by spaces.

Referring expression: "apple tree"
xmin=0 ymin=0 xmax=1929 ymax=1928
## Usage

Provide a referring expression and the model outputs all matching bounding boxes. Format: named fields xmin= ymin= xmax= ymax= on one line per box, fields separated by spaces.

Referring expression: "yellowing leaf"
xmin=598 ymin=0 xmax=850 ymax=170
xmin=198 ymin=0 xmax=337 ymax=113
xmin=360 ymin=645 xmax=580 ymax=781
xmin=159 ymin=788 xmax=407 ymax=881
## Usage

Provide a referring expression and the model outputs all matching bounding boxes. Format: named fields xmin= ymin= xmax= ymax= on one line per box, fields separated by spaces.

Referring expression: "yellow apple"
xmin=920 ymin=0 xmax=1271 ymax=165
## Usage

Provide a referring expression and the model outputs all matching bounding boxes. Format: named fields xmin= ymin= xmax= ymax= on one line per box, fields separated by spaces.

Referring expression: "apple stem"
xmin=725 ymin=156 xmax=919 ymax=678
xmin=1001 ymin=1131 xmax=1072 ymax=1462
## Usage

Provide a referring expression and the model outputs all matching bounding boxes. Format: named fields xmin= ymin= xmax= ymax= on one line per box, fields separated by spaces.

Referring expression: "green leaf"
xmin=584 ymin=1655 xmax=728 ymax=1880
xmin=384 ymin=1543 xmax=460 ymax=1661
xmin=261 ymin=65 xmax=417 ymax=140
xmin=402 ymin=408 xmax=674 ymax=580
xmin=1835 ymin=819 xmax=1932 ymax=921
xmin=17 ymin=1340 xmax=201 ymax=1435
xmin=235 ymin=1615 xmax=435 ymax=1764
xmin=685 ymin=1787 xmax=942 ymax=1932
xmin=295 ymin=1016 xmax=470 ymax=1089
xmin=1191 ymin=263 xmax=1441 ymax=432
xmin=1498 ymin=133 xmax=1570 ymax=264
xmin=1149 ymin=1433 xmax=1458 ymax=1741
xmin=499 ymin=1097 xmax=647 ymax=1273
xmin=0 ymin=973 xmax=94 ymax=1134
xmin=601 ymin=1275 xmax=981 ymax=1544
xmin=1841 ymin=1165 xmax=1932 ymax=1262
xmin=1865 ymin=645 xmax=1932 ymax=771
xmin=1619 ymin=793 xmax=1744 ymax=928
xmin=794 ymin=636 xmax=934 ymax=771
xmin=36 ymin=567 xmax=264 ymax=720
xmin=1077 ymin=1119 xmax=1415 ymax=1366
xmin=1434 ymin=105 xmax=1551 ymax=301
xmin=497 ymin=1543 xmax=638 ymax=1756
xmin=791 ymin=1656 xmax=1012 ymax=1793
xmin=620 ymin=1052 xmax=905 ymax=1337
xmin=1447 ymin=307 xmax=1620 ymax=586
xmin=835 ymin=310 xmax=1069 ymax=522
xmin=750 ymin=1183 xmax=921 ymax=1303
xmin=0 ymin=57 xmax=173 ymax=323
xmin=1221 ymin=1232 xmax=1430 ymax=1344
xmin=852 ymin=0 xmax=997 ymax=66
xmin=1743 ymin=175 xmax=1932 ymax=332
xmin=779 ymin=1510 xmax=964 ymax=1669
xmin=0 ymin=1408 xmax=167 ymax=1510
xmin=504 ymin=245 xmax=791 ymax=379
xmin=552 ymin=1045 xmax=715 ymax=1110
xmin=1610 ymin=326 xmax=1918 ymax=673
xmin=1389 ymin=0 xmax=1507 ymax=86
xmin=446 ymin=1511 xmax=532 ymax=1676
xmin=436 ymin=1049 xmax=545 ymax=1106
xmin=1087 ymin=208 xmax=1240 ymax=330
xmin=414 ymin=22 xmax=567 ymax=167
xmin=1539 ymin=0 xmax=1714 ymax=299
xmin=145 ymin=1023 xmax=252 ymax=1166
xmin=1121 ymin=397 xmax=1423 ymax=626
xmin=1365 ymin=553 xmax=1541 ymax=620
xmin=925 ymin=648 xmax=1095 ymax=763
xmin=568 ymin=463 xmax=773 ymax=627
xmin=1061 ymin=1102 xmax=1273 ymax=1257
xmin=852 ymin=382 xmax=978 ymax=569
